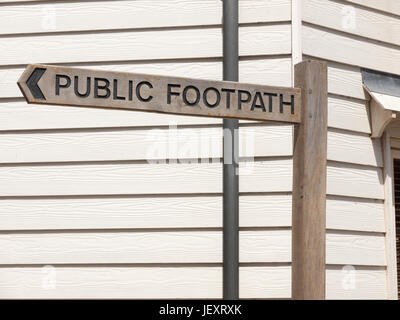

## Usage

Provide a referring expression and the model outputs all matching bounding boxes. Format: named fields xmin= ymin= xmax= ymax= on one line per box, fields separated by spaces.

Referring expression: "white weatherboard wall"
xmin=0 ymin=0 xmax=294 ymax=299
xmin=302 ymin=0 xmax=400 ymax=299
xmin=0 ymin=0 xmax=395 ymax=300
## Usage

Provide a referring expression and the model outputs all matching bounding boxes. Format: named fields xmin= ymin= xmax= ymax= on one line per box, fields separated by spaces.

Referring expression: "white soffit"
xmin=369 ymin=91 xmax=400 ymax=113
xmin=362 ymin=69 xmax=400 ymax=138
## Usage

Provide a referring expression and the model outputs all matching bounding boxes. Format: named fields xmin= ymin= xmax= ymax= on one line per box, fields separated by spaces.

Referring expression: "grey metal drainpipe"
xmin=222 ymin=0 xmax=239 ymax=300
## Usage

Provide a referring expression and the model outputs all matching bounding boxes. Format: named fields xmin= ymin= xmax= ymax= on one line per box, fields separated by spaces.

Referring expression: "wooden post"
xmin=292 ymin=60 xmax=328 ymax=300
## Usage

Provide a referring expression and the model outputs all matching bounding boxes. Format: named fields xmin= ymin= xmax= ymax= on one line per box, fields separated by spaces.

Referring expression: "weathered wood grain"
xmin=18 ymin=64 xmax=300 ymax=123
xmin=292 ymin=60 xmax=327 ymax=299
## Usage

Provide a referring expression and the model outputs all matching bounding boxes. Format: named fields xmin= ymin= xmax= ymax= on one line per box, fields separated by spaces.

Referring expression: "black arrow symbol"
xmin=26 ymin=67 xmax=46 ymax=100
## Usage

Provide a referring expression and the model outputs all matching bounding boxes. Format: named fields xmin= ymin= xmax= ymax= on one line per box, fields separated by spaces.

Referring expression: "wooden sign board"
xmin=18 ymin=64 xmax=301 ymax=123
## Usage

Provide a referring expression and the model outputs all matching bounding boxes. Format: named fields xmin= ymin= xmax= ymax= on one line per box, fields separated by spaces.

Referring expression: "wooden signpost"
xmin=17 ymin=61 xmax=327 ymax=300
xmin=18 ymin=64 xmax=301 ymax=123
